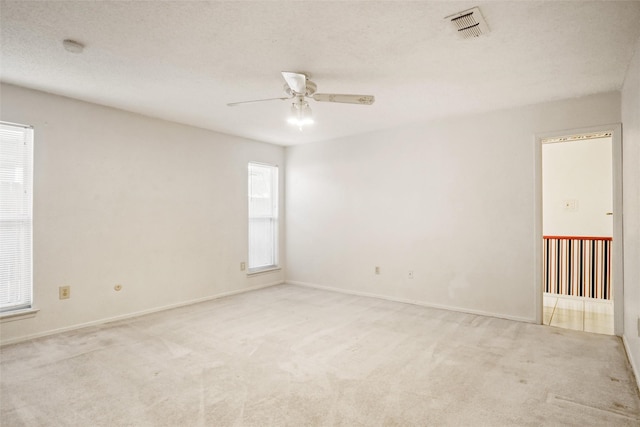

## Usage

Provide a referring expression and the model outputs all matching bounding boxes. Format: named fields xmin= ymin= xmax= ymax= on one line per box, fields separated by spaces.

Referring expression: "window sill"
xmin=247 ymin=267 xmax=281 ymax=277
xmin=0 ymin=308 xmax=39 ymax=323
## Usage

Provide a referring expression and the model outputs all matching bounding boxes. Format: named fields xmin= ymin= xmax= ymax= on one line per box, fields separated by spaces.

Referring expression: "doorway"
xmin=534 ymin=124 xmax=623 ymax=336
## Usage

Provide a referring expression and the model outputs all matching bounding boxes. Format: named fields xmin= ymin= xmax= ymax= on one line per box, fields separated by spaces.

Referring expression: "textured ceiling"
xmin=1 ymin=1 xmax=639 ymax=146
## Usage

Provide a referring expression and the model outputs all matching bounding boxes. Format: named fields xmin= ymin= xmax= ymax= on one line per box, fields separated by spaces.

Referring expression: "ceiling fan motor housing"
xmin=284 ymin=80 xmax=317 ymax=97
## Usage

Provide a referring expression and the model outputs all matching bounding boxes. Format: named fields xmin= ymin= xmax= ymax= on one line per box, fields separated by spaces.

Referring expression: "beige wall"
xmin=621 ymin=35 xmax=640 ymax=387
xmin=285 ymin=92 xmax=621 ymax=322
xmin=0 ymin=84 xmax=285 ymax=344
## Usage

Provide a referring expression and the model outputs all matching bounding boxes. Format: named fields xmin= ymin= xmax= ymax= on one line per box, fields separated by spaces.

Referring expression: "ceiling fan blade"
xmin=281 ymin=71 xmax=307 ymax=94
xmin=227 ymin=97 xmax=290 ymax=107
xmin=312 ymin=94 xmax=375 ymax=105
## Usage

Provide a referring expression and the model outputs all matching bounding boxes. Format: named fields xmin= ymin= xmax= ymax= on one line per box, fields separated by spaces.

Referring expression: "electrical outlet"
xmin=59 ymin=286 xmax=70 ymax=299
xmin=375 ymin=266 xmax=380 ymax=275
xmin=408 ymin=270 xmax=414 ymax=279
xmin=240 ymin=262 xmax=246 ymax=271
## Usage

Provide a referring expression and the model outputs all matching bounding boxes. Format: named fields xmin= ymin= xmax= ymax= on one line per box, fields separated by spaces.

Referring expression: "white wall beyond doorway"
xmin=542 ymin=136 xmax=613 ymax=237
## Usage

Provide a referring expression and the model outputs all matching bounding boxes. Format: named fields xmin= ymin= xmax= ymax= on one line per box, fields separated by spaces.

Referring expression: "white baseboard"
xmin=622 ymin=334 xmax=640 ymax=392
xmin=0 ymin=281 xmax=283 ymax=347
xmin=287 ymin=280 xmax=535 ymax=324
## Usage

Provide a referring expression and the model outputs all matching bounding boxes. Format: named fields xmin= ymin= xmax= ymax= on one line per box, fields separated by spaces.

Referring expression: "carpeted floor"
xmin=1 ymin=284 xmax=639 ymax=426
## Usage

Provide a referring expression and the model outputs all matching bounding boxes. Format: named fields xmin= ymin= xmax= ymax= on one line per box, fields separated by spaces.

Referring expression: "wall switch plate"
xmin=375 ymin=266 xmax=380 ymax=275
xmin=240 ymin=262 xmax=246 ymax=271
xmin=59 ymin=286 xmax=70 ymax=299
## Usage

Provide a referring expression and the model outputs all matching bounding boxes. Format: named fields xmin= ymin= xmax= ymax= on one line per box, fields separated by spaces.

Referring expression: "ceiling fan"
xmin=227 ymin=71 xmax=375 ymax=129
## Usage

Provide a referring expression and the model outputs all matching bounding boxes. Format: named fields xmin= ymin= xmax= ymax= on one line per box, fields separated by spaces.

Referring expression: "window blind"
xmin=248 ymin=162 xmax=278 ymax=272
xmin=0 ymin=122 xmax=33 ymax=312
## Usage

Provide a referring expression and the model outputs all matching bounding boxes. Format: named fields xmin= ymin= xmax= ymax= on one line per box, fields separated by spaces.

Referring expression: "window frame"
xmin=0 ymin=121 xmax=34 ymax=316
xmin=247 ymin=162 xmax=279 ymax=274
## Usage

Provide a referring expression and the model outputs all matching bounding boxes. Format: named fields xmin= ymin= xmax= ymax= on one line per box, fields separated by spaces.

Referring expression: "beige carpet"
xmin=1 ymin=284 xmax=639 ymax=426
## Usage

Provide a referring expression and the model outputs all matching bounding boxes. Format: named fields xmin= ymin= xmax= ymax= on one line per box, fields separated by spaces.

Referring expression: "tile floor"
xmin=543 ymin=293 xmax=614 ymax=335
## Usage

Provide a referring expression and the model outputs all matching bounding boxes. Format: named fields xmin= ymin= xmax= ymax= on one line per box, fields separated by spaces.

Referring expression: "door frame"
xmin=534 ymin=123 xmax=623 ymax=335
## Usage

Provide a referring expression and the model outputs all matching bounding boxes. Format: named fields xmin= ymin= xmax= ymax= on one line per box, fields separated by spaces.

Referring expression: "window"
xmin=248 ymin=162 xmax=278 ymax=272
xmin=1 ymin=122 xmax=34 ymax=313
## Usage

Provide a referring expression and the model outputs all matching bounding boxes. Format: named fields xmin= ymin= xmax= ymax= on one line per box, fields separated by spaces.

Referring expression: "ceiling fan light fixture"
xmin=287 ymin=101 xmax=314 ymax=129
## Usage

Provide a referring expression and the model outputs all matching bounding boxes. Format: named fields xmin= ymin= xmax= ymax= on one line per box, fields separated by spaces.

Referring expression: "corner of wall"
xmin=621 ymin=34 xmax=640 ymax=391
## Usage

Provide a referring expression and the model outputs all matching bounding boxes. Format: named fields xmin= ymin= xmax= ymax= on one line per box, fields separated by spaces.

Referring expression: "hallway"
xmin=543 ymin=293 xmax=614 ymax=335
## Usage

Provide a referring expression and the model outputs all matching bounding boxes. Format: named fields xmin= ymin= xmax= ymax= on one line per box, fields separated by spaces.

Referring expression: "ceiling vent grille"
xmin=446 ymin=7 xmax=490 ymax=39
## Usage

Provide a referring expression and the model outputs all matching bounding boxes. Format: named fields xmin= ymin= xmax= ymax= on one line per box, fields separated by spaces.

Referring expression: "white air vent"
xmin=446 ymin=7 xmax=490 ymax=39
